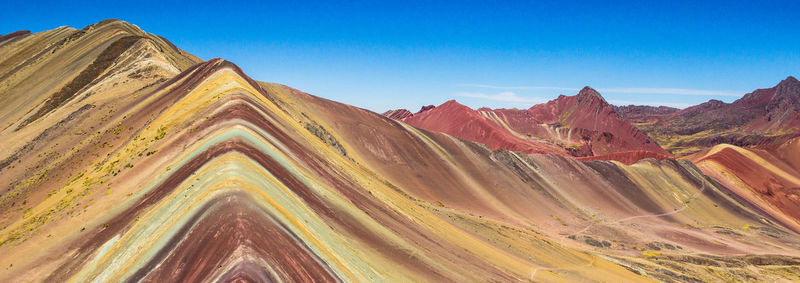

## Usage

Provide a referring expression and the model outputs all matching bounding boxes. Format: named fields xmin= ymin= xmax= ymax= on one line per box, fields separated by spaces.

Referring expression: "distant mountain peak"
xmin=417 ymin=105 xmax=435 ymax=114
xmin=576 ymin=86 xmax=608 ymax=105
xmin=440 ymin=99 xmax=467 ymax=109
xmin=778 ymin=75 xmax=799 ymax=87
xmin=768 ymin=75 xmax=800 ymax=111
xmin=383 ymin=109 xmax=412 ymax=120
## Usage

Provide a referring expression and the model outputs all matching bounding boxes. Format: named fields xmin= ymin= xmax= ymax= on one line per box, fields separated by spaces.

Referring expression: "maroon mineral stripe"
xmin=192 ymin=97 xmax=515 ymax=280
xmin=170 ymin=94 xmax=513 ymax=279
xmin=45 ymin=135 xmax=447 ymax=281
xmin=45 ymin=61 xmax=510 ymax=280
xmin=0 ymin=30 xmax=30 ymax=44
xmin=217 ymin=261 xmax=280 ymax=283
xmin=132 ymin=192 xmax=340 ymax=282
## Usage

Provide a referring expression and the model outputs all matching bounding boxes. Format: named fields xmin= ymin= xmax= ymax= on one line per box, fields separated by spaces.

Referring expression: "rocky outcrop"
xmin=382 ymin=108 xmax=413 ymax=119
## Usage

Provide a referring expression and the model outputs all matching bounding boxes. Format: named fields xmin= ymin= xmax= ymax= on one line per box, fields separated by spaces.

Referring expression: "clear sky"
xmin=3 ymin=1 xmax=799 ymax=112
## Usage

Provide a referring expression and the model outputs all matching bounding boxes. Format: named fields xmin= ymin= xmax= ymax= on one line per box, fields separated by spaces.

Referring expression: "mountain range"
xmin=386 ymin=76 xmax=800 ymax=160
xmin=2 ymin=20 xmax=800 ymax=282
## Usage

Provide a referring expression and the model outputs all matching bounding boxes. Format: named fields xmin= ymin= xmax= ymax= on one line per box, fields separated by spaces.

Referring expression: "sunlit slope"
xmin=259 ymin=76 xmax=800 ymax=281
xmin=1 ymin=20 xmax=799 ymax=282
xmin=0 ymin=58 xmax=643 ymax=282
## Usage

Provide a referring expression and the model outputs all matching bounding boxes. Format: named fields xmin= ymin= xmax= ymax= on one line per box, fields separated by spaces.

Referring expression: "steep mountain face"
xmin=626 ymin=77 xmax=800 ymax=156
xmin=2 ymin=20 xmax=800 ymax=282
xmin=523 ymin=87 xmax=669 ymax=156
xmin=753 ymin=76 xmax=800 ymax=131
xmin=390 ymin=87 xmax=669 ymax=161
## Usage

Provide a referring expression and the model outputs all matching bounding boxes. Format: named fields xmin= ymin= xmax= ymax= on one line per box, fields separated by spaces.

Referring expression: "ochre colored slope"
xmin=1 ymin=20 xmax=800 ymax=282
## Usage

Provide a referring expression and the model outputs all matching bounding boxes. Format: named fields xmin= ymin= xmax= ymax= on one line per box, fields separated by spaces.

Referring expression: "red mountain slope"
xmin=401 ymin=100 xmax=566 ymax=154
xmin=389 ymin=87 xmax=669 ymax=161
xmin=520 ymin=87 xmax=669 ymax=156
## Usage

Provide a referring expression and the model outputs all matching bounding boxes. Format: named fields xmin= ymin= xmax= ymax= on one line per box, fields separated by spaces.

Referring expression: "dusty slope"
xmin=1 ymin=20 xmax=800 ymax=282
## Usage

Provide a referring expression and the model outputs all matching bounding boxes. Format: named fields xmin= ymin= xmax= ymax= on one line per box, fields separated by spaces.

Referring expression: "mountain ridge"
xmin=624 ymin=77 xmax=800 ymax=155
xmin=387 ymin=86 xmax=670 ymax=161
xmin=389 ymin=76 xmax=800 ymax=158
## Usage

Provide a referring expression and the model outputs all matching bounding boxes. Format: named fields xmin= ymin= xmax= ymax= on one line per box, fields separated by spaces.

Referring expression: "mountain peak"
xmin=440 ymin=99 xmax=466 ymax=108
xmin=576 ymin=86 xmax=608 ymax=105
xmin=768 ymin=75 xmax=800 ymax=111
xmin=580 ymin=86 xmax=598 ymax=93
xmin=80 ymin=18 xmax=125 ymax=31
xmin=417 ymin=105 xmax=435 ymax=114
xmin=383 ymin=109 xmax=413 ymax=120
xmin=780 ymin=76 xmax=799 ymax=86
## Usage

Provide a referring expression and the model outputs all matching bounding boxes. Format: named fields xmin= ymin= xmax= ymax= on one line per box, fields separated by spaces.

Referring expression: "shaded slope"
xmin=0 ymin=19 xmax=200 ymax=134
xmin=17 ymin=35 xmax=144 ymax=128
xmin=577 ymin=150 xmax=673 ymax=165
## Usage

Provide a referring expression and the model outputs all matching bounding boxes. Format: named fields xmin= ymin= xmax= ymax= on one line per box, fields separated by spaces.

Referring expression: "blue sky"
xmin=2 ymin=1 xmax=799 ymax=112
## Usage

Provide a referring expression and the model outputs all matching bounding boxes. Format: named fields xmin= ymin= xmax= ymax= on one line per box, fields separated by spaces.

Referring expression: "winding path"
xmin=572 ymin=167 xmax=708 ymax=236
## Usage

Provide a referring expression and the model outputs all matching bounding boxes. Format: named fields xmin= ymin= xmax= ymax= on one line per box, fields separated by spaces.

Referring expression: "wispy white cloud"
xmin=457 ymin=84 xmax=579 ymax=92
xmin=599 ymin=88 xmax=741 ymax=96
xmin=456 ymin=91 xmax=547 ymax=103
xmin=459 ymin=84 xmax=742 ymax=97
xmin=457 ymin=91 xmax=694 ymax=109
xmin=607 ymin=99 xmax=693 ymax=109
